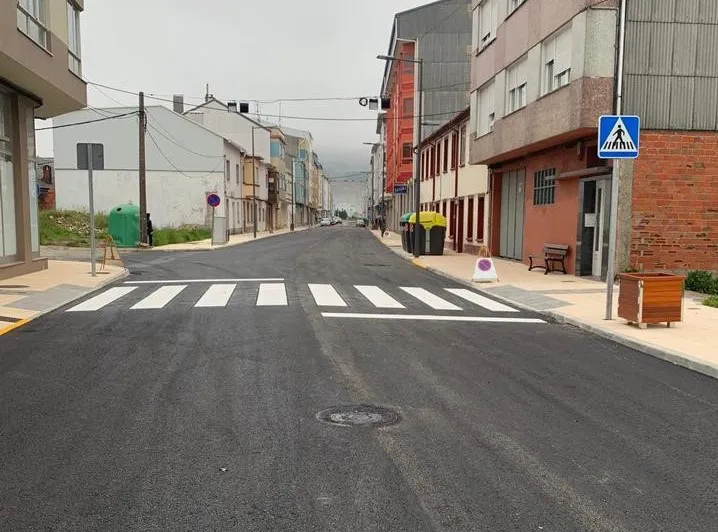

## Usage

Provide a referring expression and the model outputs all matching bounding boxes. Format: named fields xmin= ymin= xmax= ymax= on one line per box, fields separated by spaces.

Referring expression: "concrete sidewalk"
xmin=0 ymin=261 xmax=127 ymax=335
xmin=374 ymin=229 xmax=718 ymax=380
xmin=147 ymin=225 xmax=312 ymax=252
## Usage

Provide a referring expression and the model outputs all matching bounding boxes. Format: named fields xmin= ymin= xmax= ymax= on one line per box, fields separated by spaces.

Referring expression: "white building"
xmin=53 ymin=106 xmax=248 ymax=231
xmin=184 ymin=98 xmax=275 ymax=231
xmin=321 ymin=174 xmax=331 ymax=216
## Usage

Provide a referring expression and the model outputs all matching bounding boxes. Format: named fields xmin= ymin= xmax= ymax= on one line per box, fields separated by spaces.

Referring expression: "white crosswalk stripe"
xmin=256 ymin=283 xmax=288 ymax=306
xmin=194 ymin=284 xmax=237 ymax=308
xmin=131 ymin=285 xmax=187 ymax=310
xmin=444 ymin=288 xmax=519 ymax=312
xmin=354 ymin=285 xmax=405 ymax=308
xmin=308 ymin=284 xmax=347 ymax=307
xmin=66 ymin=286 xmax=137 ymax=312
xmin=399 ymin=287 xmax=462 ymax=310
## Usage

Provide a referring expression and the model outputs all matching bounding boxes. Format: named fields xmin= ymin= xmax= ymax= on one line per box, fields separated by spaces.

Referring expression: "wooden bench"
xmin=528 ymin=244 xmax=569 ymax=275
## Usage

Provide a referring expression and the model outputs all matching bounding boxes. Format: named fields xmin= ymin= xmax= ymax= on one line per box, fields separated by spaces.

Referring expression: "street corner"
xmin=0 ymin=317 xmax=32 ymax=336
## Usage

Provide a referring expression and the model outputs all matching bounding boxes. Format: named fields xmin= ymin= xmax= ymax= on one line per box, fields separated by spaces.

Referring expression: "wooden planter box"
xmin=617 ymin=272 xmax=686 ymax=328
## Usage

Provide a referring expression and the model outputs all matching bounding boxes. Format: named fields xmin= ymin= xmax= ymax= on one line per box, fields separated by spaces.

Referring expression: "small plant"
xmin=703 ymin=295 xmax=718 ymax=308
xmin=624 ymin=266 xmax=640 ymax=273
xmin=685 ymin=270 xmax=718 ymax=295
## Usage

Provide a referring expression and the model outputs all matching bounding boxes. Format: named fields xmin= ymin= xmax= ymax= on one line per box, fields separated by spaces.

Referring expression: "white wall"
xmin=186 ymin=100 xmax=271 ymax=161
xmin=55 ymin=169 xmax=225 ymax=228
xmin=223 ymin=141 xmax=245 ymax=233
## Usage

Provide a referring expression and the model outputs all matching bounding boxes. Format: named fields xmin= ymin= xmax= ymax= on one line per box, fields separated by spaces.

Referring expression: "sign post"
xmin=598 ymin=114 xmax=640 ymax=319
xmin=207 ymin=193 xmax=221 ymax=246
xmin=77 ymin=143 xmax=105 ymax=276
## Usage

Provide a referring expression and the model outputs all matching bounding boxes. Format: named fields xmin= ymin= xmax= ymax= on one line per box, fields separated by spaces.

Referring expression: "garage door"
xmin=499 ymin=169 xmax=525 ymax=260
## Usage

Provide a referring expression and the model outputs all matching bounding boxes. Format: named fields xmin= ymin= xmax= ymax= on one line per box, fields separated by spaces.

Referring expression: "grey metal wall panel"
xmin=648 ymin=23 xmax=675 ymax=75
xmin=645 ymin=76 xmax=672 ymax=128
xmin=624 ymin=22 xmax=651 ymax=73
xmin=693 ymin=79 xmax=718 ymax=130
xmin=696 ymin=25 xmax=718 ymax=76
xmin=669 ymin=77 xmax=696 ymax=129
xmin=676 ymin=0 xmax=701 ymax=22
xmin=624 ymin=75 xmax=649 ymax=119
xmin=627 ymin=0 xmax=653 ymax=21
xmin=700 ymin=0 xmax=718 ymax=23
xmin=672 ymin=24 xmax=698 ymax=75
xmin=651 ymin=0 xmax=676 ymax=22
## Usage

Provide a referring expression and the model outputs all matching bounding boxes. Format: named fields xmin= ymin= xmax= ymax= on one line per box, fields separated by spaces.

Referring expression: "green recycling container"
xmin=108 ymin=203 xmax=140 ymax=248
xmin=400 ymin=212 xmax=413 ymax=251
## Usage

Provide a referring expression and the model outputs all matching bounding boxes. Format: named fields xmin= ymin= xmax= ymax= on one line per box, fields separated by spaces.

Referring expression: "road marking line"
xmin=256 ymin=283 xmax=288 ymax=306
xmin=66 ymin=286 xmax=138 ymax=312
xmin=444 ymin=288 xmax=519 ymax=312
xmin=308 ymin=284 xmax=347 ymax=307
xmin=399 ymin=287 xmax=462 ymax=311
xmin=321 ymin=313 xmax=546 ymax=323
xmin=194 ymin=284 xmax=237 ymax=308
xmin=131 ymin=285 xmax=186 ymax=309
xmin=0 ymin=318 xmax=30 ymax=336
xmin=354 ymin=285 xmax=405 ymax=308
xmin=125 ymin=278 xmax=283 ymax=284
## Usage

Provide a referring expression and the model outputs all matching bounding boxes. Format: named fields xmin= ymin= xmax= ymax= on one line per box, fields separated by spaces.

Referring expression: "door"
xmin=499 ymin=169 xmax=525 ymax=260
xmin=592 ymin=180 xmax=608 ymax=276
xmin=456 ymin=199 xmax=464 ymax=253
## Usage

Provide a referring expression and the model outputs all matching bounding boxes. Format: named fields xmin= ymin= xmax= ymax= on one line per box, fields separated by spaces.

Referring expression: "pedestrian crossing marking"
xmin=256 ymin=283 xmax=288 ymax=306
xmin=66 ymin=286 xmax=137 ymax=312
xmin=399 ymin=287 xmax=462 ymax=311
xmin=444 ymin=288 xmax=518 ymax=312
xmin=354 ymin=285 xmax=405 ymax=309
xmin=600 ymin=117 xmax=635 ymax=152
xmin=308 ymin=284 xmax=347 ymax=307
xmin=194 ymin=284 xmax=237 ymax=308
xmin=131 ymin=285 xmax=186 ymax=310
xmin=321 ymin=313 xmax=545 ymax=323
xmin=65 ymin=283 xmax=532 ymax=316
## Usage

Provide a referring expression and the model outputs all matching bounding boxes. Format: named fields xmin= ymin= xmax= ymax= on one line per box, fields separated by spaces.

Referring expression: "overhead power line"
xmin=35 ymin=111 xmax=138 ymax=131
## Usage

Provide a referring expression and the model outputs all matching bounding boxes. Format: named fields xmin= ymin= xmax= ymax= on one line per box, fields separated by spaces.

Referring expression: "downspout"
xmin=452 ymin=126 xmax=460 ymax=251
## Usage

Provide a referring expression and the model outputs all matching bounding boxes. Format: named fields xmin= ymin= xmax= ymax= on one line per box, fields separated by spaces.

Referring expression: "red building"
xmin=383 ymin=41 xmax=415 ymax=198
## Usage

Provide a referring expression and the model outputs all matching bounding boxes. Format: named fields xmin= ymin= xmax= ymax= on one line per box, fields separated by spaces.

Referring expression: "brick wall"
xmin=630 ymin=131 xmax=718 ymax=272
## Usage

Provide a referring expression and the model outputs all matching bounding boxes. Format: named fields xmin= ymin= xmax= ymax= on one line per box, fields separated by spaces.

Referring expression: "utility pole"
xmin=139 ymin=91 xmax=147 ymax=245
xmin=413 ymin=59 xmax=424 ymax=258
xmin=251 ymin=128 xmax=257 ymax=238
xmin=291 ymin=158 xmax=296 ymax=231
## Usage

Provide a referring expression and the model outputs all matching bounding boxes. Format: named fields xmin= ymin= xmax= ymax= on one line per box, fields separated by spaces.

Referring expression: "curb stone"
xmin=146 ymin=227 xmax=313 ymax=253
xmin=0 ymin=268 xmax=130 ymax=336
xmin=375 ymin=232 xmax=718 ymax=381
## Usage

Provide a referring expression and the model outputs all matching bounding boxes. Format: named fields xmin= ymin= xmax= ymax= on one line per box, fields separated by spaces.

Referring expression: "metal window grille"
xmin=533 ymin=168 xmax=556 ymax=205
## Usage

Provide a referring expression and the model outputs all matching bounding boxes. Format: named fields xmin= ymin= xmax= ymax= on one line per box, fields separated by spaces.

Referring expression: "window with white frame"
xmin=67 ymin=1 xmax=82 ymax=76
xmin=478 ymin=0 xmax=497 ymax=50
xmin=508 ymin=0 xmax=526 ymax=15
xmin=471 ymin=6 xmax=479 ymax=52
xmin=17 ymin=0 xmax=49 ymax=50
xmin=542 ymin=25 xmax=572 ymax=95
xmin=506 ymin=57 xmax=528 ymax=114
xmin=478 ymin=81 xmax=495 ymax=137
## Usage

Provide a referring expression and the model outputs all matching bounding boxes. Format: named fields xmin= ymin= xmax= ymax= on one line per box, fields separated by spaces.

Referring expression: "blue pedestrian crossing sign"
xmin=598 ymin=115 xmax=640 ymax=159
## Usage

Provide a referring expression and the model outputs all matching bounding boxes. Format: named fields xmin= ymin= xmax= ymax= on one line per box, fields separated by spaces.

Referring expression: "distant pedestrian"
xmin=379 ymin=217 xmax=386 ymax=237
xmin=147 ymin=213 xmax=154 ymax=247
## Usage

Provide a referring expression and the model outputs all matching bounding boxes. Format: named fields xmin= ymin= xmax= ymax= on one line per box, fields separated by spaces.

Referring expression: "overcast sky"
xmin=37 ymin=0 xmax=428 ymax=177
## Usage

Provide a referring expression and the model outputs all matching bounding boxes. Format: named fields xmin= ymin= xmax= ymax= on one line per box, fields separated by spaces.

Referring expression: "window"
xmin=430 ymin=147 xmax=435 ymax=177
xmin=467 ymin=198 xmax=474 ymax=240
xmin=477 ymin=196 xmax=485 ymax=240
xmin=477 ymin=0 xmax=497 ymax=50
xmin=17 ymin=0 xmax=49 ymax=49
xmin=533 ymin=168 xmax=556 ymax=205
xmin=401 ymin=142 xmax=412 ymax=162
xmin=459 ymin=125 xmax=467 ymax=166
xmin=443 ymin=137 xmax=449 ymax=173
xmin=236 ymin=163 xmax=240 ymax=185
xmin=67 ymin=2 xmax=81 ymax=76
xmin=477 ymin=81 xmax=495 ymax=136
xmin=542 ymin=25 xmax=572 ymax=95
xmin=0 ymin=91 xmax=18 ymax=260
xmin=508 ymin=0 xmax=526 ymax=14
xmin=506 ymin=57 xmax=528 ymax=114
xmin=451 ymin=132 xmax=458 ymax=170
xmin=435 ymin=142 xmax=441 ymax=175
xmin=403 ymin=98 xmax=414 ymax=115
xmin=226 ymin=160 xmax=230 ymax=182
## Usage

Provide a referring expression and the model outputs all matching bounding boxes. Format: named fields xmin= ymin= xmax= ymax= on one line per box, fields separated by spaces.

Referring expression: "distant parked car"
xmin=320 ymin=217 xmax=331 ymax=226
xmin=331 ymin=217 xmax=342 ymax=225
xmin=355 ymin=218 xmax=366 ymax=227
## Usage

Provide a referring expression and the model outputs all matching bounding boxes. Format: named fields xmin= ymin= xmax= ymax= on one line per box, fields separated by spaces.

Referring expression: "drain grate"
xmin=315 ymin=405 xmax=400 ymax=428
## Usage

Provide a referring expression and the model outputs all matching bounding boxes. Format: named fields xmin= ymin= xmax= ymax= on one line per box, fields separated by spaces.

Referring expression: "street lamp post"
xmin=378 ymin=53 xmax=423 ymax=257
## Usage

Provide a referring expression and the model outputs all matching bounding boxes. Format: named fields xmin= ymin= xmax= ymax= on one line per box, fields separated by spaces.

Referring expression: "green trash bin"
xmin=108 ymin=203 xmax=140 ymax=248
xmin=400 ymin=212 xmax=413 ymax=252
xmin=408 ymin=211 xmax=448 ymax=255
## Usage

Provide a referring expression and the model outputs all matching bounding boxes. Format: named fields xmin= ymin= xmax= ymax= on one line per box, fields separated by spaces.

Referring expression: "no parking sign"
xmin=472 ymin=247 xmax=498 ymax=283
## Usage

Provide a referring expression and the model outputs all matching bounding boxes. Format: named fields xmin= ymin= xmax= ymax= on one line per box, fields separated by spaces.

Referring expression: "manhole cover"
xmin=315 ymin=405 xmax=400 ymax=428
xmin=0 ymin=285 xmax=29 ymax=289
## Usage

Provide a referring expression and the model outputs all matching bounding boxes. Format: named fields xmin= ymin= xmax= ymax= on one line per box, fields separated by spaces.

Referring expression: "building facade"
xmin=470 ymin=0 xmax=718 ymax=276
xmin=379 ymin=0 xmax=472 ymax=230
xmin=282 ymin=128 xmax=313 ymax=226
xmin=1 ymin=0 xmax=87 ymax=279
xmin=53 ymin=106 xmax=233 ymax=231
xmin=269 ymin=126 xmax=291 ymax=230
xmin=420 ymin=108 xmax=489 ymax=254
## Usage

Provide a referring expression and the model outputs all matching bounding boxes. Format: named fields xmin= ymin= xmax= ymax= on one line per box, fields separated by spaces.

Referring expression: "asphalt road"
xmin=1 ymin=225 xmax=717 ymax=531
